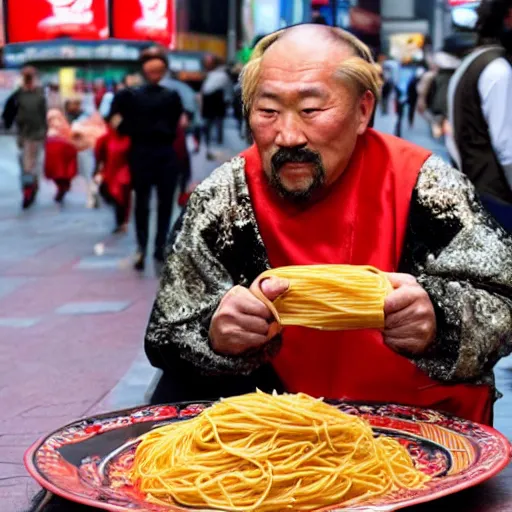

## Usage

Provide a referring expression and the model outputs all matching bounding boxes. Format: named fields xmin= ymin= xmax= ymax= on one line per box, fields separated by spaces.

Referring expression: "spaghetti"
xmin=250 ymin=264 xmax=393 ymax=332
xmin=131 ymin=391 xmax=429 ymax=511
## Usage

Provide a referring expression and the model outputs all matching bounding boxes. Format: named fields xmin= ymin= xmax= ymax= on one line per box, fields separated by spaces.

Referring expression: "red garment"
xmin=44 ymin=137 xmax=78 ymax=181
xmin=95 ymin=128 xmax=131 ymax=206
xmin=173 ymin=125 xmax=189 ymax=170
xmin=243 ymin=129 xmax=492 ymax=425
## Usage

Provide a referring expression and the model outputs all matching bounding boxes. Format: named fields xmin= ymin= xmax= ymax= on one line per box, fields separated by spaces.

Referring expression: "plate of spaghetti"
xmin=24 ymin=391 xmax=511 ymax=512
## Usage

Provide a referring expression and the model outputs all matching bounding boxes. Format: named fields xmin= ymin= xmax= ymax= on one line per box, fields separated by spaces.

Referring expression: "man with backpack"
xmin=3 ymin=66 xmax=48 ymax=209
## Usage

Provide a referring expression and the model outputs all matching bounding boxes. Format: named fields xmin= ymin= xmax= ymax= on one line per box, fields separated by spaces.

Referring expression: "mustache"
xmin=271 ymin=147 xmax=322 ymax=171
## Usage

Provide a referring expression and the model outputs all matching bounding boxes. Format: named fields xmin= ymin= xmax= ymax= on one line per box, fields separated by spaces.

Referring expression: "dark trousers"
xmin=130 ymin=145 xmax=178 ymax=258
xmin=204 ymin=117 xmax=224 ymax=148
xmin=99 ymin=183 xmax=131 ymax=227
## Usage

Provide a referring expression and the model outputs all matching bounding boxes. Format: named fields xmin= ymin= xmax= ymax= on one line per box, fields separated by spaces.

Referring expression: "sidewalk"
xmin=0 ymin=129 xmax=244 ymax=512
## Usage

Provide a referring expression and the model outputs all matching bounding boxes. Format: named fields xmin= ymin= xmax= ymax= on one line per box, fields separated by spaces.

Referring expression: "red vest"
xmin=243 ymin=129 xmax=492 ymax=425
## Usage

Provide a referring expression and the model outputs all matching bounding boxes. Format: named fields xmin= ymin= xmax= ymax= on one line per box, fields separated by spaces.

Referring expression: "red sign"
xmin=7 ymin=0 xmax=109 ymax=43
xmin=350 ymin=7 xmax=381 ymax=35
xmin=112 ymin=0 xmax=176 ymax=48
xmin=447 ymin=0 xmax=477 ymax=5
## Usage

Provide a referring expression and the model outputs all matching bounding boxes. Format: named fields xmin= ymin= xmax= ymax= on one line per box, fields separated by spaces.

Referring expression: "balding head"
xmin=271 ymin=24 xmax=373 ymax=60
xmin=241 ymin=24 xmax=380 ymax=115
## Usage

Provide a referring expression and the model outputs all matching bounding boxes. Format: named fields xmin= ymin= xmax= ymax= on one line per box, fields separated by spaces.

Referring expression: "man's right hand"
xmin=209 ymin=277 xmax=289 ymax=356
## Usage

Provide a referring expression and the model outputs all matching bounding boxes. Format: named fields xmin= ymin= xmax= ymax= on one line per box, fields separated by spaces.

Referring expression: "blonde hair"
xmin=241 ymin=26 xmax=383 ymax=114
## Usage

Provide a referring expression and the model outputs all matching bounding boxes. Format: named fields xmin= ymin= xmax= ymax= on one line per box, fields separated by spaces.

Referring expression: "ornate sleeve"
xmin=400 ymin=155 xmax=512 ymax=383
xmin=144 ymin=162 xmax=275 ymax=376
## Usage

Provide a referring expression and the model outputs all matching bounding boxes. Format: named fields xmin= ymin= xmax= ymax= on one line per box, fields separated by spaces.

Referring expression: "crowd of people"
xmin=3 ymin=48 xmax=245 ymax=272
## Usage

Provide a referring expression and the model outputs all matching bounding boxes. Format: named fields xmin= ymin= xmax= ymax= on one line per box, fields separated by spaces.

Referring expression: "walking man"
xmin=116 ymin=47 xmax=184 ymax=271
xmin=14 ymin=66 xmax=48 ymax=209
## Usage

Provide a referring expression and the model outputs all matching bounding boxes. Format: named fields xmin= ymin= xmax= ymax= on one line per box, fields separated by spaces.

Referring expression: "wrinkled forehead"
xmin=255 ymin=42 xmax=355 ymax=101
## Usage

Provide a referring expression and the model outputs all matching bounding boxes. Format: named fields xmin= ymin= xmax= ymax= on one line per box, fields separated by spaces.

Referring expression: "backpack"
xmin=2 ymin=89 xmax=19 ymax=130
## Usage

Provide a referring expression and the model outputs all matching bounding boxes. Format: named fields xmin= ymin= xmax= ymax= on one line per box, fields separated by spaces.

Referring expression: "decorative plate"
xmin=24 ymin=401 xmax=511 ymax=512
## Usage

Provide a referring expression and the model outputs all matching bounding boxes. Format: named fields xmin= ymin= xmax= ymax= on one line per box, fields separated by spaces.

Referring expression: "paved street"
xmin=0 ymin=113 xmax=511 ymax=512
xmin=0 ymin=129 xmax=241 ymax=511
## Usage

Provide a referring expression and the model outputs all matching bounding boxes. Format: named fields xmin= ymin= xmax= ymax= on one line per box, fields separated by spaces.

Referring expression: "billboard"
xmin=111 ymin=0 xmax=176 ymax=48
xmin=7 ymin=0 xmax=109 ymax=43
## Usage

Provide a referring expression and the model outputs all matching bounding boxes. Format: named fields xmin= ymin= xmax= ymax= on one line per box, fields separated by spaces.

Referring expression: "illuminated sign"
xmin=7 ymin=0 xmax=109 ymax=43
xmin=111 ymin=0 xmax=176 ymax=48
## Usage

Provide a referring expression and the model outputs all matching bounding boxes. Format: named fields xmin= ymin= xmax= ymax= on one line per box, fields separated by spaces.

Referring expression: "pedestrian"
xmin=200 ymin=54 xmax=232 ymax=160
xmin=93 ymin=114 xmax=132 ymax=234
xmin=380 ymin=62 xmax=394 ymax=115
xmin=44 ymin=109 xmax=77 ymax=204
xmin=406 ymin=67 xmax=423 ymax=128
xmin=419 ymin=51 xmax=460 ymax=139
xmin=65 ymin=96 xmax=106 ymax=208
xmin=115 ymin=46 xmax=185 ymax=271
xmin=8 ymin=66 xmax=48 ymax=209
xmin=393 ymin=84 xmax=406 ymax=138
xmin=145 ymin=24 xmax=512 ymax=426
xmin=447 ymin=0 xmax=512 ymax=232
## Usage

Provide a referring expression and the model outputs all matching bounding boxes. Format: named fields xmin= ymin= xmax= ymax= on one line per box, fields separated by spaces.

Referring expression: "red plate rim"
xmin=23 ymin=402 xmax=512 ymax=512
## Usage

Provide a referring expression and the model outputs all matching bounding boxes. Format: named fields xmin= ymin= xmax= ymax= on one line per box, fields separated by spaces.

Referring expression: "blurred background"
xmin=0 ymin=1 xmax=478 ymax=110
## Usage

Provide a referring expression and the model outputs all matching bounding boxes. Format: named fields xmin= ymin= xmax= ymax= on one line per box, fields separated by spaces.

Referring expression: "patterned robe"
xmin=145 ymin=152 xmax=512 ymax=399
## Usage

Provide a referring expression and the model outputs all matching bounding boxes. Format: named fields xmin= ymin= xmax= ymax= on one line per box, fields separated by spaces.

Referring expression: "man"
xmin=145 ymin=25 xmax=512 ymax=425
xmin=13 ymin=66 xmax=48 ymax=209
xmin=200 ymin=54 xmax=232 ymax=160
xmin=115 ymin=47 xmax=184 ymax=271
xmin=447 ymin=0 xmax=512 ymax=232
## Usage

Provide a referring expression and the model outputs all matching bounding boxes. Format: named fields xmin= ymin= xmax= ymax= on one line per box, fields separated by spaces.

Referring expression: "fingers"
xmin=210 ymin=285 xmax=279 ymax=356
xmin=386 ymin=272 xmax=418 ymax=289
xmin=223 ymin=286 xmax=271 ymax=319
xmin=260 ymin=277 xmax=289 ymax=302
xmin=383 ymin=277 xmax=436 ymax=356
xmin=237 ymin=314 xmax=271 ymax=336
xmin=384 ymin=284 xmax=426 ymax=315
xmin=212 ymin=327 xmax=268 ymax=356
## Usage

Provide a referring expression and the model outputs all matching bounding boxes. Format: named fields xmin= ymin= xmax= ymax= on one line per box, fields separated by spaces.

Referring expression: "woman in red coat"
xmin=94 ymin=119 xmax=132 ymax=234
xmin=44 ymin=109 xmax=78 ymax=203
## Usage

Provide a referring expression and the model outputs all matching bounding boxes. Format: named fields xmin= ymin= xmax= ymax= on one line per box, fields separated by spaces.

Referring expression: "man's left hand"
xmin=383 ymin=273 xmax=436 ymax=356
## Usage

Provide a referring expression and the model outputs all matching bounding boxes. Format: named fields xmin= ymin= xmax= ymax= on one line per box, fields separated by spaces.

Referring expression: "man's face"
xmin=249 ymin=37 xmax=373 ymax=203
xmin=21 ymin=67 xmax=37 ymax=88
xmin=143 ymin=58 xmax=167 ymax=84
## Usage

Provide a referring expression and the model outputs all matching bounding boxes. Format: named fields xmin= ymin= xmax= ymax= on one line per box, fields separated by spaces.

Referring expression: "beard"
xmin=269 ymin=147 xmax=326 ymax=203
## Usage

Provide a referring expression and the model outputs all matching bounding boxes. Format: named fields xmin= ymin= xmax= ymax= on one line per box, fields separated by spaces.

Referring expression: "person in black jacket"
xmin=115 ymin=47 xmax=184 ymax=271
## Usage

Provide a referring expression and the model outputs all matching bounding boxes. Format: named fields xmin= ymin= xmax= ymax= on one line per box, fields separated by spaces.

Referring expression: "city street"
xmin=0 ymin=126 xmax=244 ymax=511
xmin=1 ymin=114 xmax=511 ymax=512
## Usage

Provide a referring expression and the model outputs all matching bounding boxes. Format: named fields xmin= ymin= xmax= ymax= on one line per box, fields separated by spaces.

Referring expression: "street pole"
xmin=227 ymin=0 xmax=238 ymax=63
